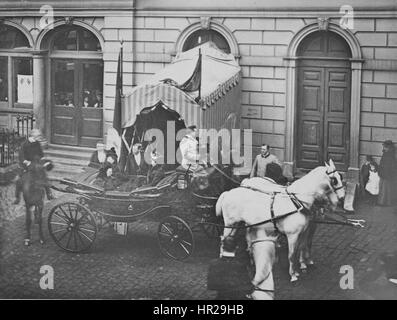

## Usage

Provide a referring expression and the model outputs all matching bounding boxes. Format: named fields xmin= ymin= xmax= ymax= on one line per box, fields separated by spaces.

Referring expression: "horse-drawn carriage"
xmin=48 ymin=164 xmax=229 ymax=260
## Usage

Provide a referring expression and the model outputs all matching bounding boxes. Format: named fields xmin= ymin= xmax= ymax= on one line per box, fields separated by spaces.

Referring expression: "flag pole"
xmin=120 ymin=39 xmax=124 ymax=96
xmin=198 ymin=48 xmax=201 ymax=101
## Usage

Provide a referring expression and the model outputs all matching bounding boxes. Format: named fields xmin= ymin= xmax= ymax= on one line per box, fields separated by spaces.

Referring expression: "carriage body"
xmin=48 ymin=165 xmax=224 ymax=260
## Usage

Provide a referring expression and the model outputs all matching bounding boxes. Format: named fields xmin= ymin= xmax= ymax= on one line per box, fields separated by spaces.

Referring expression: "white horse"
xmin=215 ymin=160 xmax=345 ymax=286
xmin=245 ymin=225 xmax=278 ymax=300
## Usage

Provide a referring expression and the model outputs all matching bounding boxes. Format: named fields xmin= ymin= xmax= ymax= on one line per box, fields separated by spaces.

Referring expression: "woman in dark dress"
xmin=377 ymin=140 xmax=397 ymax=206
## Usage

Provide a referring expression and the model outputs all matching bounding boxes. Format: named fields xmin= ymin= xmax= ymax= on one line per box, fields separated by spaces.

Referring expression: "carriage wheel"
xmin=48 ymin=202 xmax=97 ymax=253
xmin=158 ymin=215 xmax=194 ymax=261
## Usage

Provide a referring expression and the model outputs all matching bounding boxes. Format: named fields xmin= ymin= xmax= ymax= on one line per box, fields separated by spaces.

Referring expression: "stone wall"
xmin=1 ymin=11 xmax=397 ymax=171
xmin=356 ymin=18 xmax=397 ymax=164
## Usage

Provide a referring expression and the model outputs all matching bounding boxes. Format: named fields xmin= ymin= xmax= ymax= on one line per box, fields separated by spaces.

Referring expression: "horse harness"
xmin=326 ymin=169 xmax=344 ymax=192
xmin=239 ymin=185 xmax=307 ymax=233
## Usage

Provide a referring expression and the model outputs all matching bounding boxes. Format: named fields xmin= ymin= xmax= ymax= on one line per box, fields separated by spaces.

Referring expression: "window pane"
xmin=79 ymin=30 xmax=101 ymax=51
xmin=82 ymin=62 xmax=103 ymax=108
xmin=14 ymin=58 xmax=33 ymax=104
xmin=0 ymin=26 xmax=30 ymax=49
xmin=53 ymin=29 xmax=78 ymax=51
xmin=0 ymin=57 xmax=8 ymax=102
xmin=54 ymin=61 xmax=75 ymax=107
xmin=183 ymin=29 xmax=230 ymax=54
xmin=52 ymin=27 xmax=101 ymax=51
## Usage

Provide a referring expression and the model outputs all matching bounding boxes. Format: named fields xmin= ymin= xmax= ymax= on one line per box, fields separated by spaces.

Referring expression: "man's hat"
xmin=382 ymin=140 xmax=394 ymax=147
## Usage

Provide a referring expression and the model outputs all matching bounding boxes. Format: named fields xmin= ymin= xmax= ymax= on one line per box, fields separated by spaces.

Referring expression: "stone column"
xmin=284 ymin=58 xmax=297 ymax=178
xmin=348 ymin=60 xmax=363 ymax=177
xmin=32 ymin=51 xmax=47 ymax=146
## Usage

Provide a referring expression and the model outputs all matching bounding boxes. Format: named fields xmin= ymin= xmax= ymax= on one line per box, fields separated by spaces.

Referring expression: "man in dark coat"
xmin=377 ymin=140 xmax=397 ymax=206
xmin=14 ymin=129 xmax=54 ymax=204
xmin=125 ymin=143 xmax=148 ymax=175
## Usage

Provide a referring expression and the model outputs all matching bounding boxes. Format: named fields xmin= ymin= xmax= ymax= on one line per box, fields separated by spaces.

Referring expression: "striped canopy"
xmin=121 ymin=83 xmax=200 ymax=128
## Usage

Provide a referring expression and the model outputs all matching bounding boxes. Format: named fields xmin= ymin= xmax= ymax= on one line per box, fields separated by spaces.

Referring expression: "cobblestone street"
xmin=1 ymin=180 xmax=397 ymax=300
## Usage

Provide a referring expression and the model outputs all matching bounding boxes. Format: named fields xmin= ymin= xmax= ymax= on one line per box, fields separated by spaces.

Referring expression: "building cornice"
xmin=0 ymin=9 xmax=396 ymax=18
xmin=0 ymin=10 xmax=134 ymax=17
xmin=133 ymin=10 xmax=397 ymax=18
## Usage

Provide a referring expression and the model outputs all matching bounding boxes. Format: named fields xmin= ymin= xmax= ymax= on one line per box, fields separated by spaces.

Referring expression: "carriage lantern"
xmin=177 ymin=174 xmax=188 ymax=189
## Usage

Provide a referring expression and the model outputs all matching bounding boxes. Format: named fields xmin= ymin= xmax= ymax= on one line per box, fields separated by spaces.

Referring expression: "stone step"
xmin=47 ymin=155 xmax=89 ymax=167
xmin=44 ymin=144 xmax=94 ymax=175
xmin=45 ymin=148 xmax=92 ymax=162
xmin=47 ymin=143 xmax=94 ymax=153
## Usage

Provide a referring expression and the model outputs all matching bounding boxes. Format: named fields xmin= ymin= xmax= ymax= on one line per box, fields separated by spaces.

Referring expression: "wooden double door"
xmin=296 ymin=59 xmax=351 ymax=171
xmin=51 ymin=59 xmax=103 ymax=147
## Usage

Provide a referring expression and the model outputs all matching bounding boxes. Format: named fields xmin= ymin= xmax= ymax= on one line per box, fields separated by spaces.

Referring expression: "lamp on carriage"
xmin=177 ymin=173 xmax=188 ymax=189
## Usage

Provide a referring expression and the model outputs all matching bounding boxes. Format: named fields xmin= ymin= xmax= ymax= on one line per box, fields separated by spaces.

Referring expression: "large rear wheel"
xmin=157 ymin=215 xmax=194 ymax=260
xmin=48 ymin=202 xmax=97 ymax=253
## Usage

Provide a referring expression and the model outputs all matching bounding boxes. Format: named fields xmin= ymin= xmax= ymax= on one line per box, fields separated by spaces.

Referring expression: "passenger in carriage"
xmin=179 ymin=125 xmax=207 ymax=172
xmin=147 ymin=147 xmax=165 ymax=186
xmin=93 ymin=148 xmax=125 ymax=190
xmin=125 ymin=142 xmax=148 ymax=176
xmin=250 ymin=144 xmax=287 ymax=184
xmin=88 ymin=142 xmax=107 ymax=169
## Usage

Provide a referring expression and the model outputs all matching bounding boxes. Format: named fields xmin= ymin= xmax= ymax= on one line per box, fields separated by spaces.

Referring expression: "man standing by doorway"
xmin=250 ymin=144 xmax=282 ymax=179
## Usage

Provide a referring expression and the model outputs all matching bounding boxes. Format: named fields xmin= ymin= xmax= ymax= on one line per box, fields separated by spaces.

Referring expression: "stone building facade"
xmin=0 ymin=0 xmax=396 ymax=179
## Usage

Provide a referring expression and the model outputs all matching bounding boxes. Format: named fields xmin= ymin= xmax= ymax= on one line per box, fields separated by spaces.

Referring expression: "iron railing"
xmin=0 ymin=113 xmax=35 ymax=167
xmin=16 ymin=113 xmax=35 ymax=137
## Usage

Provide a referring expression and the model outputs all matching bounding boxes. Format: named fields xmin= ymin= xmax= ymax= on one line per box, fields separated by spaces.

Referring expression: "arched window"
xmin=0 ymin=25 xmax=32 ymax=108
xmin=182 ymin=29 xmax=230 ymax=54
xmin=51 ymin=26 xmax=101 ymax=52
xmin=0 ymin=25 xmax=30 ymax=49
xmin=297 ymin=31 xmax=351 ymax=58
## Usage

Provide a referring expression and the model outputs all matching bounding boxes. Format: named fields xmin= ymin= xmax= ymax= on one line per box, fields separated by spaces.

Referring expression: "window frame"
xmin=0 ymin=51 xmax=33 ymax=112
xmin=182 ymin=29 xmax=231 ymax=54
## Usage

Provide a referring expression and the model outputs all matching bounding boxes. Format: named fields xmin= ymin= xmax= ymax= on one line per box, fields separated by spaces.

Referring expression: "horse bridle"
xmin=326 ymin=169 xmax=344 ymax=192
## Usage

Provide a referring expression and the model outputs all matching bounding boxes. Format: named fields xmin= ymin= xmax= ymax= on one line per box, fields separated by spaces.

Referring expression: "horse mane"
xmin=288 ymin=166 xmax=328 ymax=195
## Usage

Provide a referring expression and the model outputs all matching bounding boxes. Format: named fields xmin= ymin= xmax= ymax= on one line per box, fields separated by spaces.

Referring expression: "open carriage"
xmin=47 ymin=42 xmax=242 ymax=260
xmin=49 ymin=164 xmax=228 ymax=260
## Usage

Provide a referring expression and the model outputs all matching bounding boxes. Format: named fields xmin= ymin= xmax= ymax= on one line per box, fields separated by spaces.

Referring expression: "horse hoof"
xmin=24 ymin=239 xmax=31 ymax=246
xmin=290 ymin=275 xmax=299 ymax=282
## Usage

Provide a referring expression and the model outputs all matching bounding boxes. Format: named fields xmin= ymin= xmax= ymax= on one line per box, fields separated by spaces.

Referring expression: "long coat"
xmin=378 ymin=149 xmax=397 ymax=206
xmin=125 ymin=152 xmax=148 ymax=175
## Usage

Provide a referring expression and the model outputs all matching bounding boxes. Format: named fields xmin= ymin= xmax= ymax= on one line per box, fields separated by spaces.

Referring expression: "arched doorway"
xmin=43 ymin=25 xmax=103 ymax=147
xmin=296 ymin=31 xmax=352 ymax=171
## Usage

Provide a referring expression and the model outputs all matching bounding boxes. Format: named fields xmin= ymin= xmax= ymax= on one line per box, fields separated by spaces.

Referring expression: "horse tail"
xmin=215 ymin=192 xmax=225 ymax=217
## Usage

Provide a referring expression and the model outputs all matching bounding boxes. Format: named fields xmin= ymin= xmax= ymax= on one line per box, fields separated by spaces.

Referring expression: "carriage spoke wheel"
xmin=158 ymin=215 xmax=194 ymax=261
xmin=48 ymin=202 xmax=97 ymax=253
